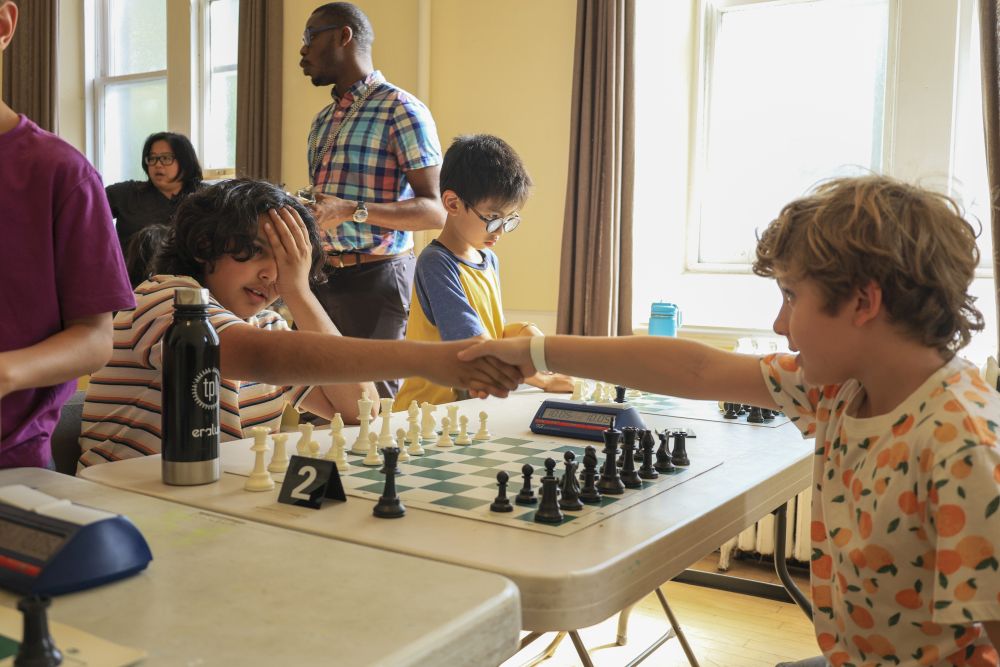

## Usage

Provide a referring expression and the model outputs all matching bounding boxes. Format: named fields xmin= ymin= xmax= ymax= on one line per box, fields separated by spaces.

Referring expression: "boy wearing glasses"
xmin=395 ymin=135 xmax=572 ymax=408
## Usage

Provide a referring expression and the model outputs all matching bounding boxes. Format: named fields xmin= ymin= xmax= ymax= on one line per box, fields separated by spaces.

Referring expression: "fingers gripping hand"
xmin=265 ymin=207 xmax=313 ymax=297
xmin=312 ymin=192 xmax=352 ymax=231
xmin=457 ymin=338 xmax=537 ymax=379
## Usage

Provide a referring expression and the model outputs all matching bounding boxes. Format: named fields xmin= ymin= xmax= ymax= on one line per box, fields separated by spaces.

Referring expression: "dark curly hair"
xmin=153 ymin=179 xmax=327 ymax=285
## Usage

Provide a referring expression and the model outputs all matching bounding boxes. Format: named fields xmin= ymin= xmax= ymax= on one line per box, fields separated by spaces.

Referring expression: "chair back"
xmin=51 ymin=390 xmax=86 ymax=474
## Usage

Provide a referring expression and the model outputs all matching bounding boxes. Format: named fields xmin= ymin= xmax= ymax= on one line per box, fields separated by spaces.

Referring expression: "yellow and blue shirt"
xmin=395 ymin=241 xmax=527 ymax=407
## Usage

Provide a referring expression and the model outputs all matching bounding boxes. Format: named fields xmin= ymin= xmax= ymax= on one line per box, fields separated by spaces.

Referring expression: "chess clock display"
xmin=530 ymin=399 xmax=648 ymax=442
xmin=0 ymin=485 xmax=152 ymax=596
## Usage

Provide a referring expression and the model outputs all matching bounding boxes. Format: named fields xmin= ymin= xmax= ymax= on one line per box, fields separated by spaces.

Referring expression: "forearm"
xmin=359 ymin=196 xmax=446 ymax=233
xmin=0 ymin=315 xmax=114 ymax=396
xmin=281 ymin=289 xmax=340 ymax=337
xmin=543 ymin=336 xmax=775 ymax=407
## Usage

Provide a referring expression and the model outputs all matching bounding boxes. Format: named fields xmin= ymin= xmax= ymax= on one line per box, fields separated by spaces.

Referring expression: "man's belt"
xmin=325 ymin=250 xmax=406 ymax=269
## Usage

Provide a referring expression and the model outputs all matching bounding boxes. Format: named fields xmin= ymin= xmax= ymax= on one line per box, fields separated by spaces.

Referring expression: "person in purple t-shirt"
xmin=0 ymin=0 xmax=135 ymax=469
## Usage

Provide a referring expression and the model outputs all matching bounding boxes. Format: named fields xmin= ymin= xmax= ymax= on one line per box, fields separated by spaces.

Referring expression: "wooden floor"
xmin=502 ymin=553 xmax=819 ymax=667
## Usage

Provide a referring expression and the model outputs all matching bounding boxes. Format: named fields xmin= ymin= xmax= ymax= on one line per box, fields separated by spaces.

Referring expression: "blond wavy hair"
xmin=753 ymin=175 xmax=984 ymax=356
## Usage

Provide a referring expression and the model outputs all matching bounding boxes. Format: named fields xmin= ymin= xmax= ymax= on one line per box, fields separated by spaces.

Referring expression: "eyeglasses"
xmin=465 ymin=201 xmax=521 ymax=233
xmin=302 ymin=23 xmax=341 ymax=47
xmin=145 ymin=154 xmax=176 ymax=166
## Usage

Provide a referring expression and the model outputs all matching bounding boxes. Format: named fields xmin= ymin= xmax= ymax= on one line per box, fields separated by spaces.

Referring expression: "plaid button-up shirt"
xmin=307 ymin=71 xmax=442 ymax=255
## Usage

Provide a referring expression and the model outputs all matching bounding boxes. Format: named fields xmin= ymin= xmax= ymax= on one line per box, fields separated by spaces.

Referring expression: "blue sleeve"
xmin=414 ymin=246 xmax=486 ymax=340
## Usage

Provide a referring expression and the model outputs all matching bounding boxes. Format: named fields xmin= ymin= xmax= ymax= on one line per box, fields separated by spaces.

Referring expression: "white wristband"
xmin=529 ymin=335 xmax=550 ymax=374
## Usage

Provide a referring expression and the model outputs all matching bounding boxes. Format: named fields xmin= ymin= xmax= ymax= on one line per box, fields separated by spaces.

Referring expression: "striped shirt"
xmin=78 ymin=275 xmax=311 ymax=468
xmin=307 ymin=70 xmax=442 ymax=255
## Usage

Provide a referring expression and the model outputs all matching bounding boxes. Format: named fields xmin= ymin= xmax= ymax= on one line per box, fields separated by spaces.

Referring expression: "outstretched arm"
xmin=0 ymin=313 xmax=114 ymax=398
xmin=458 ymin=335 xmax=777 ymax=409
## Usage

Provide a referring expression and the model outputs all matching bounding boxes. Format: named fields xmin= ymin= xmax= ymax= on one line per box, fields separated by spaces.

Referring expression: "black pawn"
xmin=638 ymin=430 xmax=659 ymax=480
xmin=597 ymin=427 xmax=625 ymax=494
xmin=490 ymin=470 xmax=513 ymax=512
xmin=671 ymin=431 xmax=690 ymax=466
xmin=617 ymin=427 xmax=637 ymax=467
xmin=515 ymin=463 xmax=538 ymax=505
xmin=619 ymin=433 xmax=642 ymax=489
xmin=614 ymin=385 xmax=627 ymax=403
xmin=579 ymin=446 xmax=602 ymax=504
xmin=723 ymin=402 xmax=739 ymax=419
xmin=534 ymin=458 xmax=564 ymax=523
xmin=762 ymin=408 xmax=775 ymax=421
xmin=654 ymin=431 xmax=675 ymax=473
xmin=15 ymin=596 xmax=62 ymax=667
xmin=559 ymin=452 xmax=584 ymax=511
xmin=373 ymin=447 xmax=406 ymax=518
xmin=747 ymin=406 xmax=765 ymax=424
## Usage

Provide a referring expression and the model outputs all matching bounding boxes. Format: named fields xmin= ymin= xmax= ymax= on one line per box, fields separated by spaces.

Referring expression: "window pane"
xmin=698 ymin=0 xmax=889 ymax=265
xmin=209 ymin=0 xmax=240 ymax=68
xmin=103 ymin=78 xmax=168 ymax=184
xmin=204 ymin=71 xmax=237 ymax=169
xmin=952 ymin=3 xmax=993 ymax=269
xmin=107 ymin=0 xmax=166 ymax=76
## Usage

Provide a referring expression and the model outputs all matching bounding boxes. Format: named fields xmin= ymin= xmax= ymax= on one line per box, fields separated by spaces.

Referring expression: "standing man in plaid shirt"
xmin=299 ymin=2 xmax=446 ymax=398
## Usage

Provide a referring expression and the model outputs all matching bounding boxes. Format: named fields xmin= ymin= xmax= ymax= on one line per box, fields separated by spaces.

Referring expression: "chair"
xmin=50 ymin=390 xmax=86 ymax=475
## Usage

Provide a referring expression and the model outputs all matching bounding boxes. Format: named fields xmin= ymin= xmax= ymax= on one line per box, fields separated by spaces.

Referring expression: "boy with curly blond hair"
xmin=462 ymin=175 xmax=1000 ymax=666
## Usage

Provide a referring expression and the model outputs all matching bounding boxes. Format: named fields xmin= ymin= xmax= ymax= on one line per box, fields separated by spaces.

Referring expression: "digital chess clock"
xmin=0 ymin=485 xmax=152 ymax=596
xmin=530 ymin=399 xmax=648 ymax=442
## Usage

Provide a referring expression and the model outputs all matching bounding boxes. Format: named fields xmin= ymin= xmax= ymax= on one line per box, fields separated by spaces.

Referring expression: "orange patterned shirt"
xmin=762 ymin=354 xmax=1000 ymax=667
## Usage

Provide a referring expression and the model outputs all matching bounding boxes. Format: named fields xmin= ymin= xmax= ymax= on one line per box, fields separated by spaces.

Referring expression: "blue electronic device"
xmin=530 ymin=399 xmax=648 ymax=442
xmin=0 ymin=485 xmax=153 ymax=596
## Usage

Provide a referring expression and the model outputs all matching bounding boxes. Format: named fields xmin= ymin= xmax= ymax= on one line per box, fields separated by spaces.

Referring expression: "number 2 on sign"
xmin=291 ymin=465 xmax=317 ymax=500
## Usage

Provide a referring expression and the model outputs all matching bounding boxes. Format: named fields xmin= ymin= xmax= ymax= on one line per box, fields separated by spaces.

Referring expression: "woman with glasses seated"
xmin=105 ymin=131 xmax=204 ymax=250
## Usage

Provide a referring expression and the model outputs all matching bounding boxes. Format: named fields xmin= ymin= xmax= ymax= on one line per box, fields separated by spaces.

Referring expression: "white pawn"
xmin=455 ymin=415 xmax=472 ymax=445
xmin=446 ymin=405 xmax=460 ymax=435
xmin=377 ymin=398 xmax=395 ymax=448
xmin=395 ymin=428 xmax=411 ymax=463
xmin=297 ymin=423 xmax=314 ymax=456
xmin=268 ymin=432 xmax=289 ymax=473
xmin=420 ymin=402 xmax=436 ymax=440
xmin=406 ymin=401 xmax=419 ymax=440
xmin=352 ymin=392 xmax=374 ymax=454
xmin=406 ymin=418 xmax=424 ymax=456
xmin=570 ymin=379 xmax=584 ymax=401
xmin=363 ymin=432 xmax=382 ymax=466
xmin=473 ymin=411 xmax=491 ymax=441
xmin=436 ymin=417 xmax=454 ymax=448
xmin=589 ymin=382 xmax=603 ymax=403
xmin=328 ymin=430 xmax=348 ymax=472
xmin=245 ymin=432 xmax=275 ymax=491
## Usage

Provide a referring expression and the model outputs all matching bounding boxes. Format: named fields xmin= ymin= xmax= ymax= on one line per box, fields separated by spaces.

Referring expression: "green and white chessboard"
xmin=225 ymin=434 xmax=722 ymax=537
xmin=623 ymin=393 xmax=790 ymax=428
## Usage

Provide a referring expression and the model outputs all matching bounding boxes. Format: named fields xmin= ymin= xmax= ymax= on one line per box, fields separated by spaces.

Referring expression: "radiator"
xmin=717 ymin=487 xmax=812 ymax=569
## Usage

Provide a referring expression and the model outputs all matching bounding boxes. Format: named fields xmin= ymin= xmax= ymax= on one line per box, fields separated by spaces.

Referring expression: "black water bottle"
xmin=162 ymin=287 xmax=220 ymax=485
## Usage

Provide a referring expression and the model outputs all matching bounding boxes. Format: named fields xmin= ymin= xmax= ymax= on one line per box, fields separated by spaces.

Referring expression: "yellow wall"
xmin=281 ymin=0 xmax=576 ymax=314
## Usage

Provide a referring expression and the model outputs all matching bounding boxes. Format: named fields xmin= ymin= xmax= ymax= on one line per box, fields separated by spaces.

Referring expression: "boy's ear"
xmin=0 ymin=1 xmax=18 ymax=51
xmin=852 ymin=280 xmax=883 ymax=326
xmin=441 ymin=190 xmax=464 ymax=215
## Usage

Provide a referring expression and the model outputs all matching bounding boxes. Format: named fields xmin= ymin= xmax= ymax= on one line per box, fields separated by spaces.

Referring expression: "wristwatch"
xmin=352 ymin=201 xmax=368 ymax=223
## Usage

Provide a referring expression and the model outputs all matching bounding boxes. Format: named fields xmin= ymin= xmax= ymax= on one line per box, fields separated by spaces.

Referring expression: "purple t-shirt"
xmin=0 ymin=115 xmax=135 ymax=468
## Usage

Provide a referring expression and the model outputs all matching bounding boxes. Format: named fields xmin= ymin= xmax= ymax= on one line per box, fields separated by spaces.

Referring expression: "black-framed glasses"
xmin=466 ymin=201 xmax=521 ymax=233
xmin=302 ymin=23 xmax=341 ymax=47
xmin=145 ymin=154 xmax=176 ymax=166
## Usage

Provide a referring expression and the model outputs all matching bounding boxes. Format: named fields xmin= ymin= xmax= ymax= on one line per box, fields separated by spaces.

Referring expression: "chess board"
xmin=625 ymin=393 xmax=790 ymax=428
xmin=224 ymin=433 xmax=722 ymax=537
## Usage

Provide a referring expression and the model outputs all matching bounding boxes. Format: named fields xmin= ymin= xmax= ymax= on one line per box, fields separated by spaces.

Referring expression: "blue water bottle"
xmin=649 ymin=302 xmax=682 ymax=337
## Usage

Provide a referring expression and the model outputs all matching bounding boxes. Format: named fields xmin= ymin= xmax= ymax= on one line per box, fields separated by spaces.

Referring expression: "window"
xmin=88 ymin=0 xmax=239 ymax=184
xmin=200 ymin=0 xmax=239 ymax=170
xmin=634 ymin=0 xmax=996 ymax=362
xmin=91 ymin=0 xmax=168 ymax=184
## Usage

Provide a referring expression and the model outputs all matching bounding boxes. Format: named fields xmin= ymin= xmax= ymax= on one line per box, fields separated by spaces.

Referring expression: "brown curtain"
xmin=557 ymin=0 xmax=635 ymax=337
xmin=1 ymin=0 xmax=57 ymax=131
xmin=981 ymin=0 xmax=1000 ymax=355
xmin=235 ymin=0 xmax=283 ymax=182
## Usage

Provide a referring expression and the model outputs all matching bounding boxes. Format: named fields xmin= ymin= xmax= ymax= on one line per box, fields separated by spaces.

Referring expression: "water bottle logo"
xmin=191 ymin=368 xmax=220 ymax=410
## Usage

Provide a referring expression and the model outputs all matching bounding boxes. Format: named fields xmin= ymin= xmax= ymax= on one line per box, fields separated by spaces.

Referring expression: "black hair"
xmin=153 ymin=179 xmax=327 ymax=285
xmin=312 ymin=2 xmax=374 ymax=51
xmin=439 ymin=134 xmax=532 ymax=209
xmin=141 ymin=132 xmax=203 ymax=193
xmin=124 ymin=223 xmax=170 ymax=289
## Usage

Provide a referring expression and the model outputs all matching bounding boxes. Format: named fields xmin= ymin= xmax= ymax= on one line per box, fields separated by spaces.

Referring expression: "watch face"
xmin=353 ymin=203 xmax=368 ymax=223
